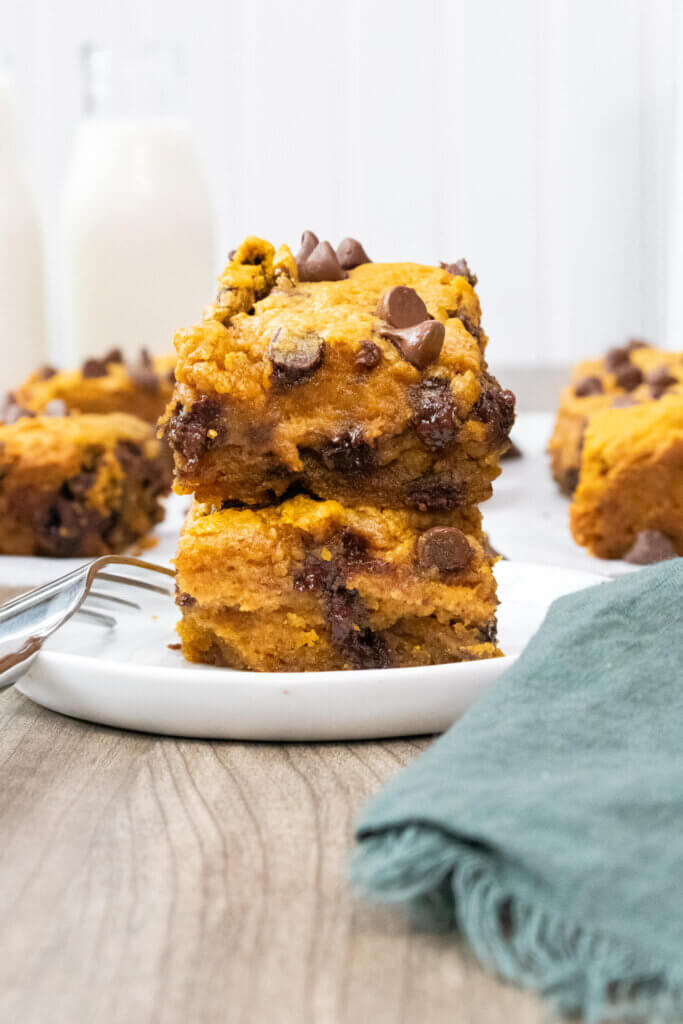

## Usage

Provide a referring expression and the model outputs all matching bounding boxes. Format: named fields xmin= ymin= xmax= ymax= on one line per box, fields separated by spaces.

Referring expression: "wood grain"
xmin=0 ymin=690 xmax=545 ymax=1024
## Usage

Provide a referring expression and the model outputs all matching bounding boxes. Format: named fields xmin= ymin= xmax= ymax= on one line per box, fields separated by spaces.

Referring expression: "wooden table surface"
xmin=0 ymin=691 xmax=547 ymax=1024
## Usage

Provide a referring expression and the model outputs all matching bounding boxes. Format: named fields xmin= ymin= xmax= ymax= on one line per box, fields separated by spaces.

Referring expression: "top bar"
xmin=162 ymin=234 xmax=515 ymax=509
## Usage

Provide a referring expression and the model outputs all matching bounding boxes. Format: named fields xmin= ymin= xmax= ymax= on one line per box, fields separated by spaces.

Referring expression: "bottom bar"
xmin=175 ymin=495 xmax=500 ymax=672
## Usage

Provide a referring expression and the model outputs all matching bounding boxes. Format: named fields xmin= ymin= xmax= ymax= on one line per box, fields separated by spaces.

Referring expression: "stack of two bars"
xmin=164 ymin=234 xmax=515 ymax=672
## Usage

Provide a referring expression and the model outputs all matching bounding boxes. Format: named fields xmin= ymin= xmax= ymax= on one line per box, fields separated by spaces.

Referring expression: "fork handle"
xmin=0 ymin=637 xmax=43 ymax=691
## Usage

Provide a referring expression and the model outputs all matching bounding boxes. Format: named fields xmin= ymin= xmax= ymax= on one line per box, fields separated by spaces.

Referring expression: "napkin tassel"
xmin=352 ymin=825 xmax=681 ymax=1023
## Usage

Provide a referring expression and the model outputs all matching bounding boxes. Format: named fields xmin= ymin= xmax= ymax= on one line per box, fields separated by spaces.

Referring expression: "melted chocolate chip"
xmin=82 ymin=357 xmax=109 ymax=379
xmin=646 ymin=366 xmax=677 ymax=399
xmin=416 ymin=527 xmax=472 ymax=574
xmin=269 ymin=329 xmax=325 ymax=384
xmin=574 ymin=375 xmax=604 ymax=397
xmin=410 ymin=377 xmax=459 ymax=450
xmin=298 ymin=240 xmax=347 ymax=283
xmin=627 ymin=338 xmax=650 ymax=352
xmin=381 ymin=320 xmax=445 ymax=370
xmin=336 ymin=237 xmax=371 ymax=270
xmin=319 ymin=429 xmax=375 ymax=474
xmin=377 ymin=286 xmax=428 ymax=329
xmin=175 ymin=590 xmax=197 ymax=608
xmin=36 ymin=490 xmax=114 ymax=558
xmin=227 ymin=248 xmax=237 ymax=261
xmin=605 ymin=346 xmax=630 ymax=371
xmin=453 ymin=309 xmax=483 ymax=342
xmin=611 ymin=394 xmax=638 ymax=409
xmin=615 ymin=363 xmax=643 ymax=392
xmin=624 ymin=530 xmax=677 ymax=565
xmin=354 ymin=340 xmax=382 ymax=372
xmin=471 ymin=374 xmax=516 ymax=445
xmin=116 ymin=440 xmax=170 ymax=496
xmin=406 ymin=474 xmax=464 ymax=511
xmin=293 ymin=547 xmax=390 ymax=669
xmin=36 ymin=364 xmax=57 ymax=380
xmin=165 ymin=398 xmax=224 ymax=470
xmin=440 ymin=258 xmax=478 ymax=287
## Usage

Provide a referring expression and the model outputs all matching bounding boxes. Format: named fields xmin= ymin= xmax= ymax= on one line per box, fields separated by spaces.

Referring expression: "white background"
xmin=1 ymin=0 xmax=680 ymax=367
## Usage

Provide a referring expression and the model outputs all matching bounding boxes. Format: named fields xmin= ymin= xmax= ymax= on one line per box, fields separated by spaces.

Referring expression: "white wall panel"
xmin=0 ymin=0 xmax=678 ymax=365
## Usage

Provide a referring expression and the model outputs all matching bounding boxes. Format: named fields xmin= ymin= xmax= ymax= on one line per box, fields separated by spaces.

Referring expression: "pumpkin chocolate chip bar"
xmin=569 ymin=395 xmax=683 ymax=561
xmin=0 ymin=412 xmax=171 ymax=556
xmin=162 ymin=234 xmax=515 ymax=509
xmin=548 ymin=340 xmax=683 ymax=495
xmin=174 ymin=493 xmax=500 ymax=672
xmin=3 ymin=348 xmax=176 ymax=426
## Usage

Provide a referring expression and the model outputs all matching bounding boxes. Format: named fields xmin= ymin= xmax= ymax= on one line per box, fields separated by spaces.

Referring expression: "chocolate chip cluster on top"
xmin=164 ymin=231 xmax=515 ymax=510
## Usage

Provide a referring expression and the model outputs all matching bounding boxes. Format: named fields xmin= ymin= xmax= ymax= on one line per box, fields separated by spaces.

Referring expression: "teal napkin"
xmin=352 ymin=559 xmax=683 ymax=1023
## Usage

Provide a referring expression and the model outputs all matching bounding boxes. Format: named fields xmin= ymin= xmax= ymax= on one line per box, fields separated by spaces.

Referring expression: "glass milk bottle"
xmin=62 ymin=45 xmax=215 ymax=362
xmin=0 ymin=64 xmax=47 ymax=384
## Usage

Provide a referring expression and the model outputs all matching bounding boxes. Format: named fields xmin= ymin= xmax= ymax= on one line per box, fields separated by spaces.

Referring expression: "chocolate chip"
xmin=574 ymin=375 xmax=604 ymax=397
xmin=167 ymin=643 xmax=182 ymax=651
xmin=410 ymin=377 xmax=459 ymax=450
xmin=482 ymin=536 xmax=504 ymax=561
xmin=501 ymin=439 xmax=522 ymax=459
xmin=381 ymin=320 xmax=445 ymax=370
xmin=355 ymin=340 xmax=382 ymax=372
xmin=605 ymin=346 xmax=630 ymax=371
xmin=127 ymin=349 xmax=160 ymax=392
xmin=104 ymin=348 xmax=124 ymax=364
xmin=480 ymin=619 xmax=498 ymax=642
xmin=611 ymin=394 xmax=638 ymax=409
xmin=615 ymin=363 xmax=643 ymax=392
xmin=624 ymin=530 xmax=677 ymax=565
xmin=227 ymin=248 xmax=237 ymax=261
xmin=406 ymin=473 xmax=464 ymax=511
xmin=337 ymin=237 xmax=370 ymax=270
xmin=319 ymin=428 xmax=375 ymax=474
xmin=269 ymin=328 xmax=325 ymax=384
xmin=453 ymin=309 xmax=483 ymax=342
xmin=36 ymin=364 xmax=57 ymax=380
xmin=44 ymin=399 xmax=68 ymax=417
xmin=62 ymin=470 xmax=97 ymax=499
xmin=165 ymin=398 xmax=224 ymax=470
xmin=295 ymin=230 xmax=319 ymax=267
xmin=377 ymin=286 xmax=428 ymax=329
xmin=627 ymin=338 xmax=650 ymax=352
xmin=298 ymin=240 xmax=347 ymax=283
xmin=471 ymin=374 xmax=516 ymax=446
xmin=646 ymin=366 xmax=677 ymax=399
xmin=175 ymin=590 xmax=197 ymax=608
xmin=82 ymin=357 xmax=109 ymax=379
xmin=417 ymin=527 xmax=472 ymax=573
xmin=440 ymin=259 xmax=478 ymax=287
xmin=560 ymin=466 xmax=580 ymax=496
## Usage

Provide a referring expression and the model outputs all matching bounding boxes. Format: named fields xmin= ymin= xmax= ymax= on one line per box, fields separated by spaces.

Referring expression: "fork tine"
xmin=95 ymin=571 xmax=174 ymax=597
xmin=75 ymin=607 xmax=117 ymax=628
xmin=87 ymin=589 xmax=140 ymax=610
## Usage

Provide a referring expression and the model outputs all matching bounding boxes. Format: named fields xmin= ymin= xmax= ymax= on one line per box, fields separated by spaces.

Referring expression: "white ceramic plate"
xmin=16 ymin=561 xmax=603 ymax=740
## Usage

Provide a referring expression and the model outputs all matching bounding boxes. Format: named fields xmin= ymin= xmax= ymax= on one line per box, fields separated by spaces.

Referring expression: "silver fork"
xmin=0 ymin=555 xmax=175 ymax=691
